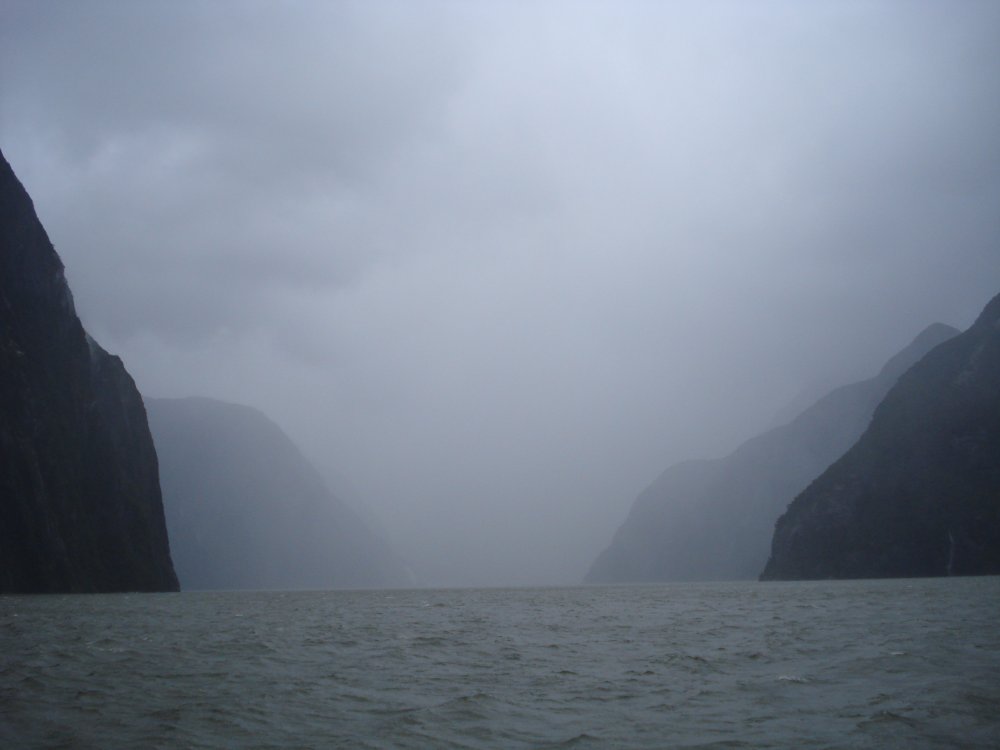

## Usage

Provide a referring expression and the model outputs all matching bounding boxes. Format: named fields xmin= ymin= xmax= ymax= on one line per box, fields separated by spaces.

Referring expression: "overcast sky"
xmin=2 ymin=1 xmax=999 ymax=586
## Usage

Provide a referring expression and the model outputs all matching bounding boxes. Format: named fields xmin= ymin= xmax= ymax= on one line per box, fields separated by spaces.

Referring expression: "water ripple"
xmin=2 ymin=578 xmax=999 ymax=748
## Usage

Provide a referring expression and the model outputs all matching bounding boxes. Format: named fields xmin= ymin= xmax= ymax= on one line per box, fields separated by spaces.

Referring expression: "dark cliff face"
xmin=0 ymin=149 xmax=178 ymax=593
xmin=585 ymin=323 xmax=959 ymax=584
xmin=762 ymin=293 xmax=1000 ymax=580
xmin=147 ymin=397 xmax=411 ymax=590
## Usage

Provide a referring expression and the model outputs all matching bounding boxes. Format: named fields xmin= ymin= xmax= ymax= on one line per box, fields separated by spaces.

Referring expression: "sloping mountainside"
xmin=586 ymin=323 xmax=959 ymax=583
xmin=146 ymin=397 xmax=411 ymax=590
xmin=762 ymin=293 xmax=1000 ymax=580
xmin=0 ymin=149 xmax=178 ymax=593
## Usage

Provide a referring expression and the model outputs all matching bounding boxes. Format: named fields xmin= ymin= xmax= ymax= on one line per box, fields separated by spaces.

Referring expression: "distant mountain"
xmin=762 ymin=293 xmax=1000 ymax=580
xmin=586 ymin=323 xmax=959 ymax=584
xmin=147 ymin=397 xmax=411 ymax=590
xmin=0 ymin=148 xmax=178 ymax=593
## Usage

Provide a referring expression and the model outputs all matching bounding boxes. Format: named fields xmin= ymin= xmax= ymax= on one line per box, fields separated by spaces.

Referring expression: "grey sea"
xmin=2 ymin=577 xmax=999 ymax=749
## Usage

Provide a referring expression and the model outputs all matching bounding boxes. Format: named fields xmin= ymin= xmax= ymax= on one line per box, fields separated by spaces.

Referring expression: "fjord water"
xmin=3 ymin=579 xmax=998 ymax=749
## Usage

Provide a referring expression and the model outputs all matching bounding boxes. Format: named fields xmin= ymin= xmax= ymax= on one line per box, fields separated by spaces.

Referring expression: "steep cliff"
xmin=147 ymin=397 xmax=411 ymax=590
xmin=0 ymin=149 xmax=178 ymax=593
xmin=586 ymin=323 xmax=958 ymax=583
xmin=762 ymin=293 xmax=1000 ymax=580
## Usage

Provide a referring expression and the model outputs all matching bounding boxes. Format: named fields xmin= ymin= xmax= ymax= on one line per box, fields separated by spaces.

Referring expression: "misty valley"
xmin=3 ymin=2 xmax=1000 ymax=746
xmin=6 ymin=141 xmax=997 ymax=592
xmin=3 ymin=131 xmax=1000 ymax=748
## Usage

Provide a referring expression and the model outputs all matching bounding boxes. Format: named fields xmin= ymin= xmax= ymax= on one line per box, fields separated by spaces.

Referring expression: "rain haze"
xmin=2 ymin=1 xmax=998 ymax=587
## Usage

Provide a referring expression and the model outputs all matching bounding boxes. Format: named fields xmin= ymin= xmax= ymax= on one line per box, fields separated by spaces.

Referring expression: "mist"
xmin=2 ymin=1 xmax=998 ymax=586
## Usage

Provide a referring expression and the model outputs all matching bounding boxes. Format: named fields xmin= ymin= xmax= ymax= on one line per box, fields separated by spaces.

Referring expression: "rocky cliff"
xmin=147 ymin=397 xmax=411 ymax=590
xmin=586 ymin=323 xmax=958 ymax=583
xmin=761 ymin=293 xmax=1000 ymax=580
xmin=0 ymin=149 xmax=178 ymax=593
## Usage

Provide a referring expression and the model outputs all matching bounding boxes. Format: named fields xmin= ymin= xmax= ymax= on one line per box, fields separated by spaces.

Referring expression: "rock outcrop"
xmin=0 ymin=149 xmax=178 ymax=593
xmin=762 ymin=293 xmax=1000 ymax=580
xmin=147 ymin=396 xmax=411 ymax=590
xmin=586 ymin=323 xmax=958 ymax=583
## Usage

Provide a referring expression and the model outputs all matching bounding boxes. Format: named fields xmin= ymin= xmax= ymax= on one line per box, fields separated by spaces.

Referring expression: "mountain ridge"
xmin=586 ymin=322 xmax=959 ymax=583
xmin=761 ymin=292 xmax=1000 ymax=580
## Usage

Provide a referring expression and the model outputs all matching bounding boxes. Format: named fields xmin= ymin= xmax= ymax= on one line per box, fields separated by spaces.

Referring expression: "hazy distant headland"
xmin=147 ymin=396 xmax=412 ymax=591
xmin=0 ymin=148 xmax=178 ymax=593
xmin=586 ymin=323 xmax=959 ymax=584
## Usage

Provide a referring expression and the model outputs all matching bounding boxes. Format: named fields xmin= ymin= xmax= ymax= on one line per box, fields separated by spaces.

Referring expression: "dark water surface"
xmin=2 ymin=578 xmax=999 ymax=748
